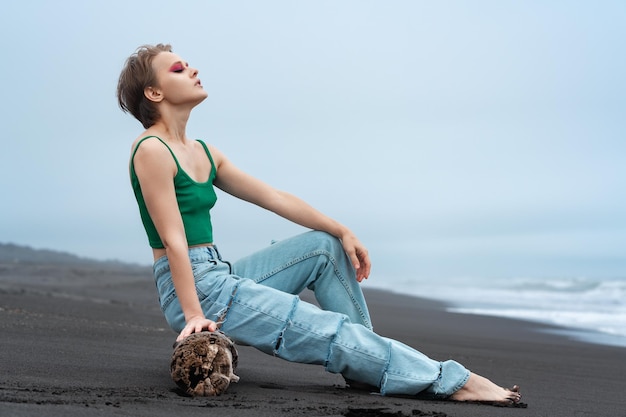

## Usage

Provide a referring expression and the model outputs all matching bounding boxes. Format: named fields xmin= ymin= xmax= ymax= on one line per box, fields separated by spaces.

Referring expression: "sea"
xmin=369 ymin=275 xmax=626 ymax=348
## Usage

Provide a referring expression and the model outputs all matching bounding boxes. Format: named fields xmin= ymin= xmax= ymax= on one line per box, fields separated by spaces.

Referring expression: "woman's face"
xmin=150 ymin=51 xmax=208 ymax=107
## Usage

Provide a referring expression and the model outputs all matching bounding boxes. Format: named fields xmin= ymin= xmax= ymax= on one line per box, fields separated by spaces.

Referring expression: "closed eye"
xmin=170 ymin=62 xmax=186 ymax=73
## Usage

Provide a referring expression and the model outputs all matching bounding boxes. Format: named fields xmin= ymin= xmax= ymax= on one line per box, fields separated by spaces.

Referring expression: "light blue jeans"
xmin=153 ymin=231 xmax=469 ymax=397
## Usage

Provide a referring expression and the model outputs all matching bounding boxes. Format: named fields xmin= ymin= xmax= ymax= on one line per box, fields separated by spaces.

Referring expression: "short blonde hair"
xmin=117 ymin=44 xmax=172 ymax=129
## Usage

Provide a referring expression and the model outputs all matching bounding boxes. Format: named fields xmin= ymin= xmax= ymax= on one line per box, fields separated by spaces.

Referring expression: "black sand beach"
xmin=1 ymin=256 xmax=625 ymax=417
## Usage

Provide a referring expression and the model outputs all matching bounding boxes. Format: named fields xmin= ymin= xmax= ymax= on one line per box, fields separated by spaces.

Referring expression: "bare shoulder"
xmin=205 ymin=143 xmax=228 ymax=168
xmin=130 ymin=135 xmax=174 ymax=176
xmin=130 ymin=134 xmax=164 ymax=155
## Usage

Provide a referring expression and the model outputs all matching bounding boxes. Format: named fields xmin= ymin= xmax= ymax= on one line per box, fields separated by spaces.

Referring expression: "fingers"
xmin=340 ymin=235 xmax=369 ymax=281
xmin=351 ymin=254 xmax=366 ymax=282
xmin=176 ymin=331 xmax=187 ymax=343
xmin=355 ymin=259 xmax=371 ymax=282
xmin=358 ymin=248 xmax=371 ymax=279
xmin=194 ymin=320 xmax=217 ymax=334
xmin=347 ymin=242 xmax=370 ymax=282
xmin=348 ymin=251 xmax=360 ymax=275
xmin=176 ymin=318 xmax=218 ymax=342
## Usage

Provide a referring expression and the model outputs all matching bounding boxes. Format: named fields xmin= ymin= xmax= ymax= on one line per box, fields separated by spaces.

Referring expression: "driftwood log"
xmin=170 ymin=331 xmax=239 ymax=396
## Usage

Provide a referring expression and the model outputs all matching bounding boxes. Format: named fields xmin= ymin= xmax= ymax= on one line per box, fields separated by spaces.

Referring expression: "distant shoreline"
xmin=4 ymin=240 xmax=624 ymax=349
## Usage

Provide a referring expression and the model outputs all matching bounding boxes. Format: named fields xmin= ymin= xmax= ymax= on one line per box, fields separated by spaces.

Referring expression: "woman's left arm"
xmin=211 ymin=145 xmax=370 ymax=282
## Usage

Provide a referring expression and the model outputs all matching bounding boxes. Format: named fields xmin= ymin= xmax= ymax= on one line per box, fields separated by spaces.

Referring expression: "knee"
xmin=307 ymin=230 xmax=344 ymax=256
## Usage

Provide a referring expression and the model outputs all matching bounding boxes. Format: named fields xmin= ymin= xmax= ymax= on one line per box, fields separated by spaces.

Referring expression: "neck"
xmin=152 ymin=106 xmax=192 ymax=144
xmin=151 ymin=121 xmax=187 ymax=143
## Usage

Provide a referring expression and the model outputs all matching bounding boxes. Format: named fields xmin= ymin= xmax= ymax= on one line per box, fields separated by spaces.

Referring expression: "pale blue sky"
xmin=1 ymin=1 xmax=624 ymax=282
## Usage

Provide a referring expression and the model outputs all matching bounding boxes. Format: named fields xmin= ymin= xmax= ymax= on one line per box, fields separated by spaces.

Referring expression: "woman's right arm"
xmin=132 ymin=139 xmax=217 ymax=341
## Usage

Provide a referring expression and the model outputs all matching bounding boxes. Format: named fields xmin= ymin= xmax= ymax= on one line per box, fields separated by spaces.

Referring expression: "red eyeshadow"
xmin=170 ymin=63 xmax=185 ymax=72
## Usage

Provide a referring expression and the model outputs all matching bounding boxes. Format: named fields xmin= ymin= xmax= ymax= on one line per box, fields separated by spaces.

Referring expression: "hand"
xmin=176 ymin=315 xmax=218 ymax=342
xmin=340 ymin=232 xmax=371 ymax=283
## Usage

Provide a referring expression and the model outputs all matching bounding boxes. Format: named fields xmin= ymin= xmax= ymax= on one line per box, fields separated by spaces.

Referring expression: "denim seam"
xmin=326 ymin=253 xmax=372 ymax=330
xmin=325 ymin=316 xmax=346 ymax=370
xmin=153 ymin=262 xmax=170 ymax=277
xmin=379 ymin=340 xmax=393 ymax=396
xmin=160 ymin=292 xmax=176 ymax=311
xmin=218 ymin=281 xmax=242 ymax=329
xmin=384 ymin=369 xmax=441 ymax=382
xmin=434 ymin=363 xmax=444 ymax=395
xmin=273 ymin=297 xmax=299 ymax=356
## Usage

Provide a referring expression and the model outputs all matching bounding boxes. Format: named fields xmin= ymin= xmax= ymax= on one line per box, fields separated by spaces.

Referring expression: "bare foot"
xmin=449 ymin=372 xmax=521 ymax=404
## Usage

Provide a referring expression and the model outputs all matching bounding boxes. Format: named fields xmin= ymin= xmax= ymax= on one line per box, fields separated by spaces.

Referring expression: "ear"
xmin=144 ymin=86 xmax=163 ymax=103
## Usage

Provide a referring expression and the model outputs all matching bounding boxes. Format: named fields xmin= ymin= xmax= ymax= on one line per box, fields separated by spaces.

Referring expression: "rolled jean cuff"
xmin=428 ymin=360 xmax=471 ymax=397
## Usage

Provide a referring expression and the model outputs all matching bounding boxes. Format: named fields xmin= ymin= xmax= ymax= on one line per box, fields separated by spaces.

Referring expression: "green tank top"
xmin=129 ymin=136 xmax=218 ymax=249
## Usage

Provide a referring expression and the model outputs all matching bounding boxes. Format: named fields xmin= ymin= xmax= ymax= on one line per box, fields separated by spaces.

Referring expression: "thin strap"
xmin=131 ymin=135 xmax=181 ymax=168
xmin=196 ymin=140 xmax=217 ymax=177
xmin=129 ymin=136 xmax=184 ymax=181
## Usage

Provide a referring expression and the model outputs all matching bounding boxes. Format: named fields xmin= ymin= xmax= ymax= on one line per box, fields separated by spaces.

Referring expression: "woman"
xmin=117 ymin=44 xmax=521 ymax=404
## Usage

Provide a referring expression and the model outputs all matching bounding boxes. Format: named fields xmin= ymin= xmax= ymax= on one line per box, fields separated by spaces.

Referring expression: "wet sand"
xmin=1 ymin=261 xmax=625 ymax=417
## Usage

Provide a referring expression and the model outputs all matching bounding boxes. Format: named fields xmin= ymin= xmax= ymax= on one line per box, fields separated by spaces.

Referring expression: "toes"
xmin=508 ymin=393 xmax=522 ymax=403
xmin=505 ymin=386 xmax=522 ymax=403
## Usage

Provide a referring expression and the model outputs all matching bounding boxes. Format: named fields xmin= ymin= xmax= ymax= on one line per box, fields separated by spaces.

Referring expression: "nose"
xmin=190 ymin=67 xmax=199 ymax=77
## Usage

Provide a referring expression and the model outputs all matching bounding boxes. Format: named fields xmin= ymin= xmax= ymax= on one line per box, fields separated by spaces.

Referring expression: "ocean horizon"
xmin=369 ymin=273 xmax=626 ymax=348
